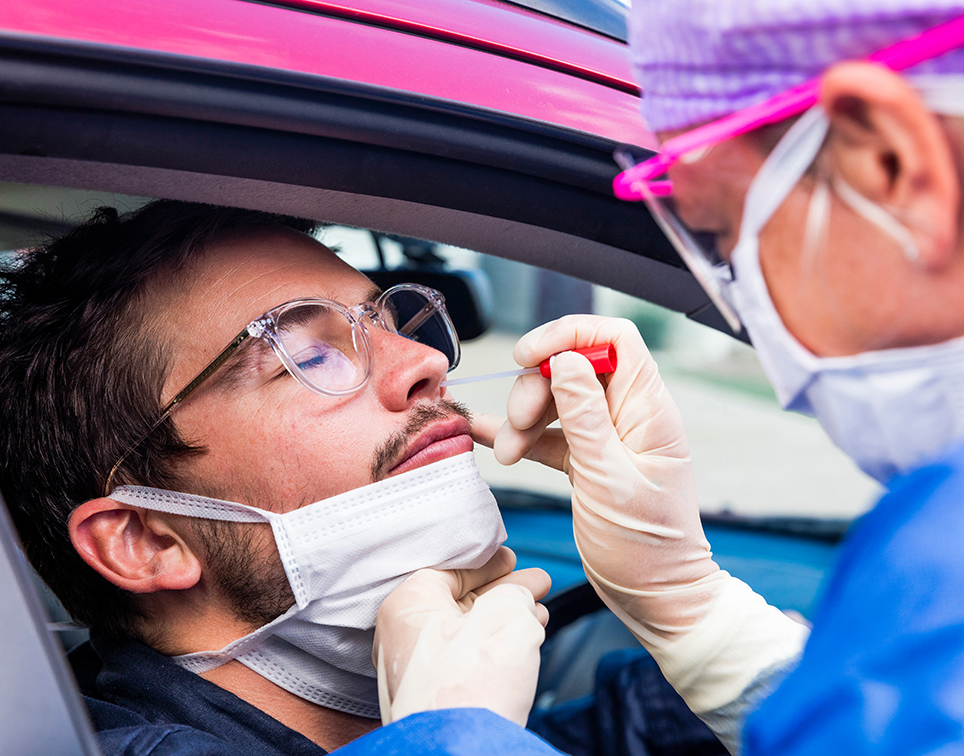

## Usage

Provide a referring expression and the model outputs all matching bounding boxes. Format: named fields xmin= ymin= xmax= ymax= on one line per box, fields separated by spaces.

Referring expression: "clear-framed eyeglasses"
xmin=612 ymin=13 xmax=964 ymax=334
xmin=105 ymin=282 xmax=459 ymax=493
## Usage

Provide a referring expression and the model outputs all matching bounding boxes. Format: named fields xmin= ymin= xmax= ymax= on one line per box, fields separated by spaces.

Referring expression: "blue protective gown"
xmin=356 ymin=437 xmax=964 ymax=755
xmin=742 ymin=437 xmax=964 ymax=754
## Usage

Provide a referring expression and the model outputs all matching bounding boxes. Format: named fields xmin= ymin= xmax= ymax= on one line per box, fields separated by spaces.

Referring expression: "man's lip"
xmin=388 ymin=417 xmax=474 ymax=476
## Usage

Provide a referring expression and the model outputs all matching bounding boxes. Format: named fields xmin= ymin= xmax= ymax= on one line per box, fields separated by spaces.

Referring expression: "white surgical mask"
xmin=109 ymin=451 xmax=506 ymax=718
xmin=724 ymin=97 xmax=964 ymax=483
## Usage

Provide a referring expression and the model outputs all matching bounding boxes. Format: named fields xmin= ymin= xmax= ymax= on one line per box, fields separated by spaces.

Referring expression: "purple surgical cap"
xmin=631 ymin=0 xmax=964 ymax=132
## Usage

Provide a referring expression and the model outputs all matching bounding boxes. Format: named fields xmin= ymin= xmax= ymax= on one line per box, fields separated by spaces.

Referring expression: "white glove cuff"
xmin=594 ymin=572 xmax=809 ymax=714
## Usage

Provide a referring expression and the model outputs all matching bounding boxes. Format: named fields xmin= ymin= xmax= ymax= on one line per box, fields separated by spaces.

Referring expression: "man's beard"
xmin=196 ymin=398 xmax=474 ymax=630
xmin=188 ymin=517 xmax=293 ymax=630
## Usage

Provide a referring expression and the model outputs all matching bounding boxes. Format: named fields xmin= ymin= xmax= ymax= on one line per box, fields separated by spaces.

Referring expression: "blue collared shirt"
xmin=79 ymin=631 xmax=724 ymax=756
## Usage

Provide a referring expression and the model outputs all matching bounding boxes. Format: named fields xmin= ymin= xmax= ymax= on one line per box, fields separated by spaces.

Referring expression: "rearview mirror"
xmin=363 ymin=267 xmax=492 ymax=342
xmin=362 ymin=233 xmax=492 ymax=342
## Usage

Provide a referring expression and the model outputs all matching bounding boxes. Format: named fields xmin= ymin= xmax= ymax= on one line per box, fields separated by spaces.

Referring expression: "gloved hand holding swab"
xmin=480 ymin=315 xmax=809 ymax=751
xmin=441 ymin=344 xmax=616 ymax=387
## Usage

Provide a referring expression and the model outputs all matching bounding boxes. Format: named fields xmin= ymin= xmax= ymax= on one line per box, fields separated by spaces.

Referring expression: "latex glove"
xmin=374 ymin=546 xmax=550 ymax=727
xmin=475 ymin=316 xmax=808 ymax=725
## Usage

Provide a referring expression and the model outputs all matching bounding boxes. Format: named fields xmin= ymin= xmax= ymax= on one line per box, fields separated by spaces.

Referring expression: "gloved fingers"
xmin=374 ymin=570 xmax=455 ymax=639
xmin=474 ymin=568 xmax=552 ymax=628
xmin=515 ymin=427 xmax=570 ymax=472
xmin=493 ymin=401 xmax=559 ymax=465
xmin=374 ymin=557 xmax=547 ymax=728
xmin=469 ymin=411 xmax=504 ymax=448
xmin=511 ymin=315 xmax=682 ymax=451
xmin=505 ymin=370 xmax=554 ymax=432
xmin=373 ymin=572 xmax=440 ymax=678
xmin=512 ymin=315 xmax=650 ymax=380
xmin=475 ymin=408 xmax=569 ymax=472
xmin=549 ymin=351 xmax=627 ymax=470
xmin=372 ymin=554 xmax=516 ymax=671
xmin=474 ymin=566 xmax=552 ymax=603
xmin=443 ymin=546 xmax=517 ymax=603
xmin=495 ymin=314 xmax=661 ymax=466
xmin=472 ymin=582 xmax=547 ymax=632
xmin=466 ymin=585 xmax=548 ymax=663
xmin=376 ymin=547 xmax=517 ymax=622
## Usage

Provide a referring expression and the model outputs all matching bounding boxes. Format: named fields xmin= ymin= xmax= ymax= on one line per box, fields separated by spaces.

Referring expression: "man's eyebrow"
xmin=362 ymin=284 xmax=383 ymax=303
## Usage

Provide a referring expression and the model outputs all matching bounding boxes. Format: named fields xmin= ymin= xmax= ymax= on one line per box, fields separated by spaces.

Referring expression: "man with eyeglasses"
xmin=0 ymin=200 xmax=559 ymax=755
xmin=1 ymin=198 xmax=731 ymax=756
xmin=368 ymin=2 xmax=964 ymax=756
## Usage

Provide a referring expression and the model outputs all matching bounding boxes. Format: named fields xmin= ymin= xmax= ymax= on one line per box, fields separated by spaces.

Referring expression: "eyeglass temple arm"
xmin=398 ymin=302 xmax=436 ymax=336
xmin=103 ymin=329 xmax=252 ymax=495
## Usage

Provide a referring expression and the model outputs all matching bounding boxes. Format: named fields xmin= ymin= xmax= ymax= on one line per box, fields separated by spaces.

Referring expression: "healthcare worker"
xmin=347 ymin=1 xmax=964 ymax=755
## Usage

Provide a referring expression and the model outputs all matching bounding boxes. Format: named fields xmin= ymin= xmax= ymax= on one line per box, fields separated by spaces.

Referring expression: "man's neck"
xmin=201 ymin=660 xmax=379 ymax=751
xmin=144 ymin=578 xmax=380 ymax=748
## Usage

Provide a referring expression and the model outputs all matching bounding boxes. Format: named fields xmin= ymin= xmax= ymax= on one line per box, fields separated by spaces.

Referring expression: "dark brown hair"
xmin=0 ymin=200 xmax=316 ymax=638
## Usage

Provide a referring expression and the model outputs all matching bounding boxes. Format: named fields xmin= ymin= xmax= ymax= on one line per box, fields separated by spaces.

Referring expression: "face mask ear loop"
xmin=832 ymin=175 xmax=921 ymax=262
xmin=740 ymin=106 xmax=830 ymax=244
xmin=801 ymin=175 xmax=832 ymax=282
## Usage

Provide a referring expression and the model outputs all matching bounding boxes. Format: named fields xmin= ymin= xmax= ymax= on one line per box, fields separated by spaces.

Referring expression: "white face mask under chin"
xmin=109 ymin=451 xmax=506 ymax=719
xmin=725 ymin=104 xmax=964 ymax=484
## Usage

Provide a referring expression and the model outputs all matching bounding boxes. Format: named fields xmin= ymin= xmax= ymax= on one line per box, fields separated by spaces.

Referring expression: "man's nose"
xmin=369 ymin=327 xmax=450 ymax=411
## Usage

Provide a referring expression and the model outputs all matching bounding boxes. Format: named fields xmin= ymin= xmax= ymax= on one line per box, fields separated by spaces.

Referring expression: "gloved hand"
xmin=373 ymin=546 xmax=550 ymax=727
xmin=473 ymin=316 xmax=809 ymax=739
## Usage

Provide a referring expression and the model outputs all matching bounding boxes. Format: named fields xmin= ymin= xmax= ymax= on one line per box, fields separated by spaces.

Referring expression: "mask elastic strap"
xmin=108 ymin=485 xmax=271 ymax=524
xmin=108 ymin=485 xmax=313 ymax=609
xmin=173 ymin=606 xmax=299 ymax=674
xmin=801 ymin=176 xmax=832 ymax=280
xmin=739 ymin=106 xmax=829 ymax=243
xmin=908 ymin=74 xmax=964 ymax=117
xmin=833 ymin=176 xmax=921 ymax=262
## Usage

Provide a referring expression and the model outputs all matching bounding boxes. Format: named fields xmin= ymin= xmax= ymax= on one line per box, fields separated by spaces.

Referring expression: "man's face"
xmin=157 ymin=227 xmax=472 ymax=513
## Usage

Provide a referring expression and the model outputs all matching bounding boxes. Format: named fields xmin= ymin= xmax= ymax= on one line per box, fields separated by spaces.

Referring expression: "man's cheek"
xmin=281 ymin=419 xmax=380 ymax=500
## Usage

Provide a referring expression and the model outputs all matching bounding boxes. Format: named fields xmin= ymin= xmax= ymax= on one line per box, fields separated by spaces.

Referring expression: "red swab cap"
xmin=539 ymin=344 xmax=617 ymax=378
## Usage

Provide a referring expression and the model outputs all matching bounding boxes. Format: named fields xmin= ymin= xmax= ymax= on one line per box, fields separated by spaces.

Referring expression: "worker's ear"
xmin=820 ymin=61 xmax=960 ymax=271
xmin=68 ymin=498 xmax=202 ymax=593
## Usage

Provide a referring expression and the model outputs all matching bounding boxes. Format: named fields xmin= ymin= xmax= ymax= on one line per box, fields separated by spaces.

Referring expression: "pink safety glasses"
xmin=612 ymin=12 xmax=964 ymax=333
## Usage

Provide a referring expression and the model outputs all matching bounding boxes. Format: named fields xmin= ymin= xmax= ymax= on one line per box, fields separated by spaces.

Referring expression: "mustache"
xmin=370 ymin=399 xmax=472 ymax=481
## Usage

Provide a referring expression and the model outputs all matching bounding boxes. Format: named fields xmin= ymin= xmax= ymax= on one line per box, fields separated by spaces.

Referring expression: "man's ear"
xmin=68 ymin=498 xmax=202 ymax=593
xmin=820 ymin=61 xmax=960 ymax=271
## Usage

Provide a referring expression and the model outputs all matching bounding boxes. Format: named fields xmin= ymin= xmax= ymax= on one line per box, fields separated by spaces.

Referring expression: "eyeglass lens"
xmin=275 ymin=303 xmax=366 ymax=392
xmin=274 ymin=287 xmax=458 ymax=394
xmin=380 ymin=288 xmax=459 ymax=370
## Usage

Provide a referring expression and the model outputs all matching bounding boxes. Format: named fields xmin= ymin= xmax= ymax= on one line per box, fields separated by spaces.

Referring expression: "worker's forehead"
xmin=630 ymin=1 xmax=964 ymax=132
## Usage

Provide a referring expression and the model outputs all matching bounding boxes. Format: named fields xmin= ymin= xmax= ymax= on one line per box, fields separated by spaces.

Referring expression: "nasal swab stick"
xmin=441 ymin=366 xmax=542 ymax=387
xmin=441 ymin=344 xmax=617 ymax=387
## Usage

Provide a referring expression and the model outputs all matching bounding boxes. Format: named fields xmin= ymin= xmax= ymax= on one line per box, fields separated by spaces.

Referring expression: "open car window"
xmin=325 ymin=221 xmax=881 ymax=520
